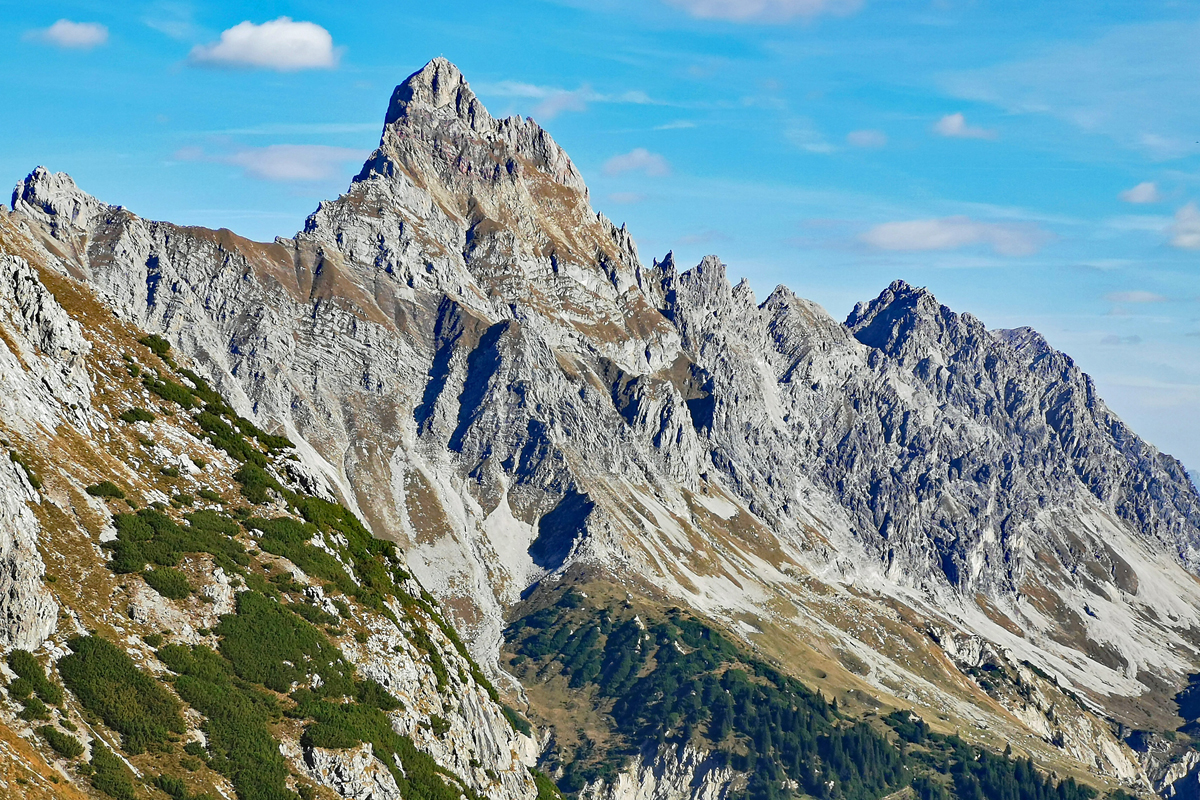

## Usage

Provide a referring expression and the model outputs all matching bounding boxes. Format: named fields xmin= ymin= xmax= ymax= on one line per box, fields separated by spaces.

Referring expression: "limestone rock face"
xmin=0 ymin=453 xmax=55 ymax=652
xmin=579 ymin=744 xmax=740 ymax=800
xmin=305 ymin=743 xmax=402 ymax=800
xmin=7 ymin=56 xmax=1200 ymax=799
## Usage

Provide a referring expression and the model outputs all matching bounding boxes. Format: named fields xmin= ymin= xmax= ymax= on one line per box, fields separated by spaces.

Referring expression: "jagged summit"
xmin=358 ymin=56 xmax=589 ymax=198
xmin=383 ymin=57 xmax=485 ymax=129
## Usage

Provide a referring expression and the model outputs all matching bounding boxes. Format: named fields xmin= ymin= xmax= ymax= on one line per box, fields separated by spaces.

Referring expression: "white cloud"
xmin=861 ymin=216 xmax=1048 ymax=256
xmin=655 ymin=120 xmax=697 ymax=130
xmin=846 ymin=129 xmax=887 ymax=148
xmin=189 ymin=17 xmax=338 ymax=71
xmin=1101 ymin=334 xmax=1142 ymax=345
xmin=663 ymin=0 xmax=862 ymax=22
xmin=603 ymin=148 xmax=671 ymax=177
xmin=933 ymin=113 xmax=995 ymax=140
xmin=26 ymin=20 xmax=108 ymax=49
xmin=1171 ymin=202 xmax=1200 ymax=249
xmin=1106 ymin=290 xmax=1166 ymax=303
xmin=1119 ymin=181 xmax=1162 ymax=204
xmin=176 ymin=144 xmax=366 ymax=182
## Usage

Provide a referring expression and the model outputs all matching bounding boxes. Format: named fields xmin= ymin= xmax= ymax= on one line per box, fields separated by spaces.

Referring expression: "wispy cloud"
xmin=861 ymin=216 xmax=1049 ymax=256
xmin=1106 ymin=290 xmax=1166 ymax=303
xmin=475 ymin=80 xmax=657 ymax=120
xmin=1119 ymin=181 xmax=1162 ymax=204
xmin=1171 ymin=202 xmax=1200 ymax=249
xmin=604 ymin=148 xmax=671 ymax=177
xmin=662 ymin=0 xmax=863 ymax=23
xmin=609 ymin=192 xmax=648 ymax=204
xmin=189 ymin=17 xmax=339 ymax=71
xmin=176 ymin=144 xmax=367 ymax=181
xmin=24 ymin=20 xmax=108 ymax=49
xmin=939 ymin=19 xmax=1200 ymax=159
xmin=1101 ymin=334 xmax=1142 ymax=345
xmin=786 ymin=120 xmax=835 ymax=154
xmin=655 ymin=120 xmax=696 ymax=130
xmin=846 ymin=129 xmax=887 ymax=148
xmin=933 ymin=113 xmax=994 ymax=140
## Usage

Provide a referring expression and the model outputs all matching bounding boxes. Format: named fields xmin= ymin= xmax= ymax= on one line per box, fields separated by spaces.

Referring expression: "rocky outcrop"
xmin=0 ymin=453 xmax=55 ymax=652
xmin=579 ymin=744 xmax=740 ymax=800
xmin=305 ymin=743 xmax=402 ymax=800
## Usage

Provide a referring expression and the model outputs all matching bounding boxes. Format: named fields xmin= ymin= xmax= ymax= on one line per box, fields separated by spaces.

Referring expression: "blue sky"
xmin=3 ymin=1 xmax=1200 ymax=472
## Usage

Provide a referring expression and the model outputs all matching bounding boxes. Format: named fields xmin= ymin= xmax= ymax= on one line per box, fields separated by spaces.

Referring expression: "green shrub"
xmin=119 ymin=408 xmax=155 ymax=424
xmin=144 ymin=374 xmax=196 ymax=408
xmin=7 ymin=676 xmax=33 ymax=699
xmin=57 ymin=635 xmax=185 ymax=754
xmin=144 ymin=567 xmax=193 ymax=600
xmin=37 ymin=725 xmax=84 ymax=758
xmin=90 ymin=741 xmax=136 ymax=800
xmin=143 ymin=633 xmax=164 ymax=648
xmin=86 ymin=481 xmax=126 ymax=500
xmin=173 ymin=493 xmax=195 ymax=506
xmin=104 ymin=508 xmax=248 ymax=575
xmin=197 ymin=488 xmax=222 ymax=503
xmin=139 ymin=334 xmax=171 ymax=358
xmin=531 ymin=768 xmax=565 ymax=800
xmin=197 ymin=412 xmax=266 ymax=467
xmin=157 ymin=644 xmax=294 ymax=800
xmin=8 ymin=649 xmax=64 ymax=705
xmin=502 ymin=704 xmax=532 ymax=737
xmin=161 ymin=465 xmax=181 ymax=478
xmin=9 ymin=451 xmax=41 ymax=490
xmin=215 ymin=591 xmax=355 ymax=697
xmin=19 ymin=695 xmax=50 ymax=721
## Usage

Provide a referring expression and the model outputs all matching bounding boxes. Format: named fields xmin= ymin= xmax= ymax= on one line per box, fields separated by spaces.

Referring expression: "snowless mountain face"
xmin=6 ymin=56 xmax=1200 ymax=798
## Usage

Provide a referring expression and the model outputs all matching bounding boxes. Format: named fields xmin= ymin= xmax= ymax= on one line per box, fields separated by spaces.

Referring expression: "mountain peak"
xmin=384 ymin=57 xmax=486 ymax=129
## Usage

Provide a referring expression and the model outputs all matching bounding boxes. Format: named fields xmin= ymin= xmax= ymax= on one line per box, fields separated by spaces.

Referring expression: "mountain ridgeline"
xmin=1 ymin=56 xmax=1199 ymax=800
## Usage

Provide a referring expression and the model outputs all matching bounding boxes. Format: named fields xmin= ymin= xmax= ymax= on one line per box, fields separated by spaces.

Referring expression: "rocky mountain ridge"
xmin=1 ymin=56 xmax=1199 ymax=800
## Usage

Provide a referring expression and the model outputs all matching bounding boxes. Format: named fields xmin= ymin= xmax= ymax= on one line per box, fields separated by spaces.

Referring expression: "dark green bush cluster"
xmin=139 ymin=334 xmax=172 ymax=358
xmin=144 ymin=373 xmax=197 ymax=408
xmin=37 ymin=724 xmax=84 ymax=758
xmin=155 ymin=772 xmax=217 ymax=800
xmin=508 ymin=594 xmax=904 ymax=799
xmin=9 ymin=451 xmax=41 ymax=490
xmin=57 ymin=635 xmax=185 ymax=754
xmin=119 ymin=407 xmax=155 ymax=424
xmin=197 ymin=488 xmax=223 ymax=503
xmin=530 ymin=768 xmax=565 ymax=800
xmin=294 ymin=689 xmax=477 ymax=800
xmin=502 ymin=705 xmax=532 ymax=737
xmin=885 ymin=716 xmax=1095 ymax=800
xmin=104 ymin=507 xmax=248 ymax=576
xmin=86 ymin=481 xmax=126 ymax=500
xmin=144 ymin=566 xmax=193 ymax=599
xmin=90 ymin=741 xmax=137 ymax=800
xmin=8 ymin=649 xmax=64 ymax=706
xmin=216 ymin=590 xmax=355 ymax=696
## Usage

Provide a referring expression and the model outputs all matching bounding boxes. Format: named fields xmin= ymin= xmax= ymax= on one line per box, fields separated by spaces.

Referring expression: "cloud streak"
xmin=1120 ymin=182 xmax=1162 ymax=203
xmin=933 ymin=113 xmax=994 ymax=140
xmin=475 ymin=81 xmax=656 ymax=120
xmin=189 ymin=17 xmax=339 ymax=71
xmin=1106 ymin=290 xmax=1166 ymax=303
xmin=25 ymin=20 xmax=108 ymax=49
xmin=861 ymin=216 xmax=1049 ymax=256
xmin=1171 ymin=202 xmax=1200 ymax=249
xmin=604 ymin=148 xmax=672 ymax=177
xmin=176 ymin=144 xmax=367 ymax=182
xmin=663 ymin=0 xmax=863 ymax=22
